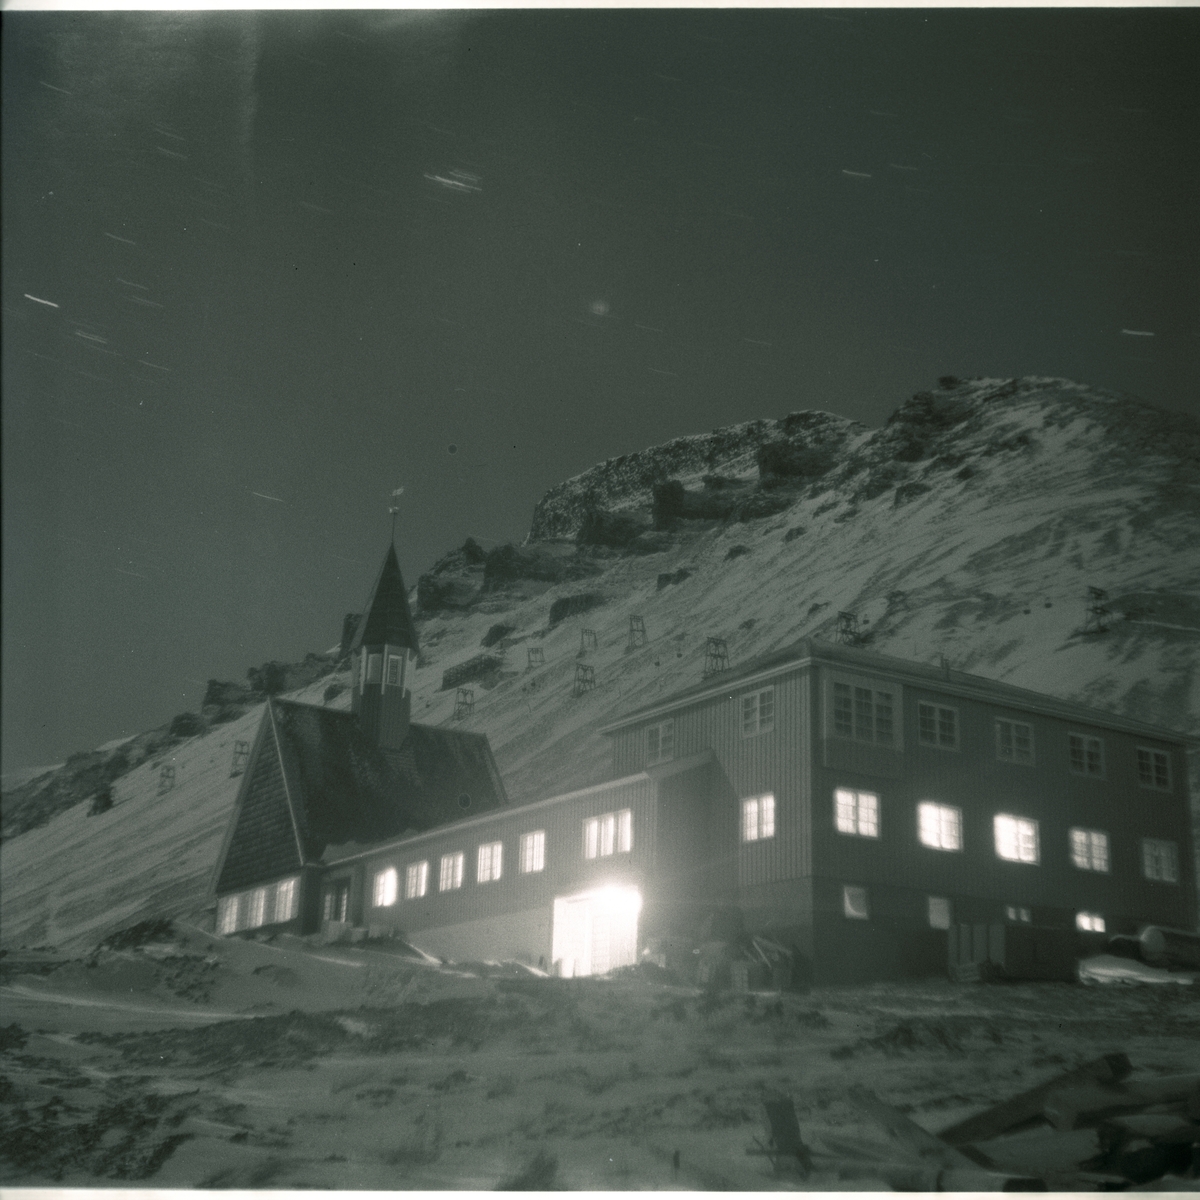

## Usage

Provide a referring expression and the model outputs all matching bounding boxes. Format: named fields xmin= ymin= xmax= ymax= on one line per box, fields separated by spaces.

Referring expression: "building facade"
xmin=211 ymin=546 xmax=1196 ymax=984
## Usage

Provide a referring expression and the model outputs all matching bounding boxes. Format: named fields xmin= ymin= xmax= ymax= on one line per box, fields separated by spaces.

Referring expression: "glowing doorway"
xmin=552 ymin=885 xmax=642 ymax=978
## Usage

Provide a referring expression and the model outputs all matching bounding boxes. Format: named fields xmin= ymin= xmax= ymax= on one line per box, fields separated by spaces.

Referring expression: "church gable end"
xmin=217 ymin=722 xmax=302 ymax=893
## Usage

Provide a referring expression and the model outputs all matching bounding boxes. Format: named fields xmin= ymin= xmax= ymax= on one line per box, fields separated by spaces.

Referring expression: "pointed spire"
xmin=350 ymin=543 xmax=419 ymax=654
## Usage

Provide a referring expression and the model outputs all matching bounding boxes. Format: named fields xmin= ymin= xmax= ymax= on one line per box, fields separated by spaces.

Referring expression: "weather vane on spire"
xmin=389 ymin=486 xmax=404 ymax=542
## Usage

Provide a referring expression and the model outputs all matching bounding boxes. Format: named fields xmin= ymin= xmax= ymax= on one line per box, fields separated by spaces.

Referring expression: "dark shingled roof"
xmin=350 ymin=543 xmax=419 ymax=653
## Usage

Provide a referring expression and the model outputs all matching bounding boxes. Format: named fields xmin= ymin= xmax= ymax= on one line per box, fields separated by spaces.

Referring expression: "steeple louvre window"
xmin=366 ymin=653 xmax=382 ymax=685
xmin=386 ymin=654 xmax=402 ymax=686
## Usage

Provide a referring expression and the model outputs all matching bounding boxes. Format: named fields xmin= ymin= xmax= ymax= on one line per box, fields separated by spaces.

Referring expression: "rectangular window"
xmin=217 ymin=894 xmax=239 ymax=935
xmin=741 ymin=687 xmax=775 ymax=737
xmin=405 ymin=860 xmax=429 ymax=900
xmin=273 ymin=879 xmax=298 ymax=923
xmin=843 ymin=885 xmax=869 ymax=920
xmin=741 ymin=794 xmax=776 ymax=842
xmin=646 ymin=719 xmax=675 ymax=765
xmin=1069 ymin=828 xmax=1109 ymax=873
xmin=832 ymin=680 xmax=896 ymax=746
xmin=366 ymin=653 xmax=382 ymax=684
xmin=1006 ymin=905 xmax=1032 ymax=923
xmin=385 ymin=654 xmax=401 ymax=686
xmin=477 ymin=841 xmax=502 ymax=883
xmin=995 ymin=719 xmax=1034 ymax=765
xmin=994 ymin=814 xmax=1040 ymax=864
xmin=917 ymin=802 xmax=962 ymax=851
xmin=439 ymin=852 xmax=464 ymax=892
xmin=519 ymin=831 xmax=546 ymax=874
xmin=1137 ymin=747 xmax=1172 ymax=791
xmin=918 ymin=703 xmax=958 ymax=749
xmin=1076 ymin=912 xmax=1106 ymax=933
xmin=247 ymin=886 xmax=267 ymax=929
xmin=1142 ymin=839 xmax=1179 ymax=884
xmin=1069 ymin=733 xmax=1104 ymax=777
xmin=583 ymin=809 xmax=633 ymax=859
xmin=834 ymin=788 xmax=879 ymax=838
xmin=373 ymin=867 xmax=398 ymax=907
xmin=927 ymin=896 xmax=951 ymax=930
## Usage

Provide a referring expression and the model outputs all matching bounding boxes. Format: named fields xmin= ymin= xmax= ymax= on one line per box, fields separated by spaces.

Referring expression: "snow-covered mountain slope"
xmin=3 ymin=376 xmax=1198 ymax=951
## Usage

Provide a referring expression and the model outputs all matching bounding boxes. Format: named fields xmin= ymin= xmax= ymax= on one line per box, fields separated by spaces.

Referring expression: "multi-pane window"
xmin=248 ymin=887 xmax=267 ymax=929
xmin=832 ymin=681 xmax=895 ymax=745
xmin=439 ymin=852 xmax=464 ymax=892
xmin=373 ymin=866 xmax=398 ymax=907
xmin=385 ymin=654 xmax=402 ymax=685
xmin=405 ymin=861 xmax=429 ymax=900
xmin=995 ymin=719 xmax=1034 ymax=765
xmin=477 ymin=841 xmax=503 ymax=883
xmin=273 ymin=878 xmax=298 ymax=923
xmin=1076 ymin=912 xmax=1106 ymax=933
xmin=646 ymin=720 xmax=675 ymax=765
xmin=584 ymin=810 xmax=633 ymax=859
xmin=843 ymin=885 xmax=869 ymax=920
xmin=1142 ymin=839 xmax=1179 ymax=884
xmin=366 ymin=653 xmax=382 ymax=684
xmin=918 ymin=703 xmax=958 ymax=749
xmin=927 ymin=896 xmax=951 ymax=930
xmin=1069 ymin=828 xmax=1109 ymax=873
xmin=519 ymin=831 xmax=546 ymax=874
xmin=834 ymin=788 xmax=879 ymax=838
xmin=741 ymin=794 xmax=776 ymax=842
xmin=1069 ymin=733 xmax=1104 ymax=777
xmin=741 ymin=688 xmax=775 ymax=737
xmin=1137 ymin=748 xmax=1172 ymax=792
xmin=1006 ymin=905 xmax=1032 ymax=923
xmin=917 ymin=802 xmax=962 ymax=851
xmin=994 ymin=814 xmax=1040 ymax=864
xmin=217 ymin=895 xmax=239 ymax=934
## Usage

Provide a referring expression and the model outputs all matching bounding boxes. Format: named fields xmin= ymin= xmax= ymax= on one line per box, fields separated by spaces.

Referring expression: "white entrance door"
xmin=552 ymin=886 xmax=641 ymax=978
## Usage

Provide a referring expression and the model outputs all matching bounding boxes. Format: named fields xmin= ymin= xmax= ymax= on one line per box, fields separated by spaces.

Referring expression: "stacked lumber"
xmin=751 ymin=1054 xmax=1200 ymax=1190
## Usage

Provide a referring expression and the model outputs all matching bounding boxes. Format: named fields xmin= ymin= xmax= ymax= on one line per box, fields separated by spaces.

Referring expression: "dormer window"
xmin=366 ymin=653 xmax=382 ymax=684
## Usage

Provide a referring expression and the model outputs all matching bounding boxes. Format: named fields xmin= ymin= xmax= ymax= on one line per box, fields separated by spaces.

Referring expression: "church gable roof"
xmin=350 ymin=543 xmax=419 ymax=653
xmin=386 ymin=724 xmax=508 ymax=823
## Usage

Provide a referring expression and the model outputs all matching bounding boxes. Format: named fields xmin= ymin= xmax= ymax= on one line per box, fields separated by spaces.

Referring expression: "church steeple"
xmin=350 ymin=542 xmax=419 ymax=752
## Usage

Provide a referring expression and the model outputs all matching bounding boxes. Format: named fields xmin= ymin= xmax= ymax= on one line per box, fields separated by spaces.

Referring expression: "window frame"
xmin=366 ymin=652 xmax=382 ymax=684
xmin=740 ymin=793 xmax=776 ymax=843
xmin=645 ymin=719 xmax=675 ymax=766
xmin=1005 ymin=905 xmax=1032 ymax=923
xmin=385 ymin=654 xmax=402 ymax=686
xmin=439 ymin=852 xmax=464 ymax=892
xmin=519 ymin=830 xmax=546 ymax=874
xmin=1068 ymin=827 xmax=1110 ymax=873
xmin=917 ymin=801 xmax=963 ymax=852
xmin=373 ymin=866 xmax=399 ymax=907
xmin=994 ymin=813 xmax=1040 ymax=864
xmin=583 ymin=809 xmax=633 ymax=859
xmin=995 ymin=718 xmax=1035 ymax=766
xmin=834 ymin=787 xmax=880 ymax=839
xmin=917 ymin=702 xmax=959 ymax=750
xmin=1076 ymin=912 xmax=1106 ymax=933
xmin=827 ymin=672 xmax=902 ymax=749
xmin=405 ymin=860 xmax=429 ymax=900
xmin=1068 ymin=732 xmax=1105 ymax=779
xmin=927 ymin=895 xmax=951 ymax=930
xmin=477 ymin=841 xmax=503 ymax=884
xmin=1142 ymin=838 xmax=1180 ymax=884
xmin=1136 ymin=747 xmax=1172 ymax=792
xmin=741 ymin=687 xmax=776 ymax=738
xmin=842 ymin=885 xmax=870 ymax=920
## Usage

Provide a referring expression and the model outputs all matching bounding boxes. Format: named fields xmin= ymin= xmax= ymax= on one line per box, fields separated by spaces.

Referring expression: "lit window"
xmin=583 ymin=809 xmax=633 ymax=859
xmin=273 ymin=878 xmax=298 ymax=923
xmin=927 ymin=896 xmax=951 ymax=930
xmin=1142 ymin=839 xmax=1179 ymax=884
xmin=385 ymin=655 xmax=401 ymax=686
xmin=834 ymin=788 xmax=879 ymax=838
xmin=477 ymin=841 xmax=503 ymax=883
xmin=994 ymin=814 xmax=1040 ymax=864
xmin=843 ymin=885 xmax=869 ymax=920
xmin=405 ymin=860 xmax=429 ymax=900
xmin=996 ymin=719 xmax=1034 ymax=765
xmin=1069 ymin=828 xmax=1109 ymax=873
xmin=917 ymin=802 xmax=962 ymax=851
xmin=832 ymin=681 xmax=895 ymax=745
xmin=366 ymin=653 xmax=382 ymax=684
xmin=741 ymin=794 xmax=776 ymax=842
xmin=1076 ymin=912 xmax=1106 ymax=933
xmin=217 ymin=894 xmax=239 ymax=935
xmin=520 ymin=831 xmax=546 ymax=874
xmin=1069 ymin=733 xmax=1104 ymax=777
xmin=247 ymin=886 xmax=267 ymax=929
xmin=1005 ymin=905 xmax=1032 ymax=923
xmin=439 ymin=852 xmax=464 ymax=892
xmin=646 ymin=720 xmax=675 ymax=765
xmin=741 ymin=688 xmax=775 ymax=737
xmin=1137 ymin=748 xmax=1171 ymax=792
xmin=918 ymin=703 xmax=958 ymax=749
xmin=373 ymin=867 xmax=398 ymax=907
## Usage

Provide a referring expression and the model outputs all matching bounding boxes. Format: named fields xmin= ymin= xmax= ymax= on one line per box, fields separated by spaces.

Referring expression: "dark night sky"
xmin=3 ymin=9 xmax=1198 ymax=773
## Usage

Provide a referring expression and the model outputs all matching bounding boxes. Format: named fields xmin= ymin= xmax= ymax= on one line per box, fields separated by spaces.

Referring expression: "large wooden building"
xmin=212 ymin=545 xmax=1196 ymax=983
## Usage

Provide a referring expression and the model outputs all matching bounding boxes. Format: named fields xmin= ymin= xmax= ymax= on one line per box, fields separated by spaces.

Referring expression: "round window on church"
xmin=458 ymin=792 xmax=472 ymax=810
